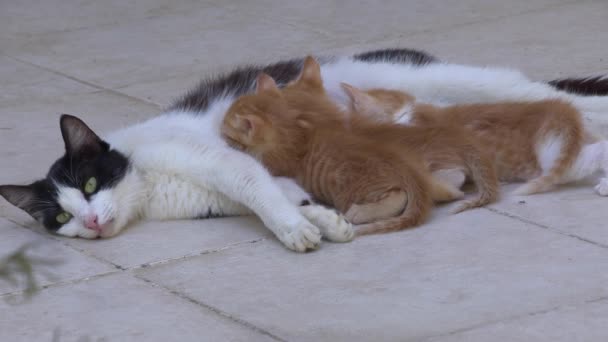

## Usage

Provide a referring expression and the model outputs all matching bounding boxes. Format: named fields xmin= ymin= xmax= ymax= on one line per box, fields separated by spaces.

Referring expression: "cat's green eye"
xmin=84 ymin=177 xmax=97 ymax=194
xmin=56 ymin=212 xmax=72 ymax=224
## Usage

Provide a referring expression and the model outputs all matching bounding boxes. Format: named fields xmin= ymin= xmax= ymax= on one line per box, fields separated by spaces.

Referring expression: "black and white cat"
xmin=1 ymin=48 xmax=607 ymax=252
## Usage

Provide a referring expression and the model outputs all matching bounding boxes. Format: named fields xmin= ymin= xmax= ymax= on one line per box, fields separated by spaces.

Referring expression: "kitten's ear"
xmin=296 ymin=56 xmax=322 ymax=88
xmin=60 ymin=114 xmax=107 ymax=157
xmin=340 ymin=83 xmax=381 ymax=116
xmin=256 ymin=73 xmax=281 ymax=95
xmin=234 ymin=114 xmax=264 ymax=140
xmin=0 ymin=184 xmax=39 ymax=219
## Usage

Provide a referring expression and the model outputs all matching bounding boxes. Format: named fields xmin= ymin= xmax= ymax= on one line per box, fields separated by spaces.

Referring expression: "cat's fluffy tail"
xmin=549 ymin=76 xmax=608 ymax=96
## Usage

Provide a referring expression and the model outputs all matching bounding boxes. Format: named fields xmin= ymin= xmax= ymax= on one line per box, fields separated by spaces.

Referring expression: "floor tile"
xmin=0 ymin=272 xmax=275 ymax=342
xmin=138 ymin=210 xmax=608 ymax=341
xmin=0 ymin=218 xmax=114 ymax=295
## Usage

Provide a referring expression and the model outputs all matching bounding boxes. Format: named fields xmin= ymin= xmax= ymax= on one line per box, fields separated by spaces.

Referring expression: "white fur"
xmin=393 ymin=103 xmax=414 ymax=124
xmin=54 ymin=57 xmax=608 ymax=249
xmin=273 ymin=177 xmax=312 ymax=205
xmin=536 ymin=135 xmax=564 ymax=173
xmin=559 ymin=140 xmax=608 ymax=195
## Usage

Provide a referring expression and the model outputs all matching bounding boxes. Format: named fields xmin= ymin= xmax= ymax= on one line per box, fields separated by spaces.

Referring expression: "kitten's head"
xmin=222 ymin=73 xmax=297 ymax=156
xmin=341 ymin=83 xmax=416 ymax=122
xmin=221 ymin=56 xmax=332 ymax=157
xmin=0 ymin=115 xmax=141 ymax=239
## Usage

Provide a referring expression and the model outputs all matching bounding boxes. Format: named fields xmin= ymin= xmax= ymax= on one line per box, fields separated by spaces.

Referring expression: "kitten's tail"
xmin=514 ymin=102 xmax=584 ymax=195
xmin=452 ymin=147 xmax=499 ymax=214
xmin=355 ymin=169 xmax=432 ymax=236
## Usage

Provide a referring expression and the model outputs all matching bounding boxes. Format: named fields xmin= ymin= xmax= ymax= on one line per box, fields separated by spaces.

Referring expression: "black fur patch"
xmin=170 ymin=58 xmax=307 ymax=113
xmin=299 ymin=199 xmax=311 ymax=206
xmin=548 ymin=76 xmax=608 ymax=96
xmin=169 ymin=48 xmax=437 ymax=113
xmin=353 ymin=48 xmax=438 ymax=65
xmin=196 ymin=209 xmax=224 ymax=219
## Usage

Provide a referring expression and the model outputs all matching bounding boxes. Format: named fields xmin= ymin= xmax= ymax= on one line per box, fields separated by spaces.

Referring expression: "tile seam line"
xmin=5 ymin=55 xmax=162 ymax=109
xmin=0 ymin=270 xmax=119 ymax=298
xmin=2 ymin=216 xmax=124 ymax=270
xmin=134 ymin=274 xmax=288 ymax=342
xmin=417 ymin=295 xmax=608 ymax=341
xmin=484 ymin=206 xmax=608 ymax=250
xmin=0 ymin=221 xmax=268 ymax=296
xmin=131 ymin=237 xmax=268 ymax=270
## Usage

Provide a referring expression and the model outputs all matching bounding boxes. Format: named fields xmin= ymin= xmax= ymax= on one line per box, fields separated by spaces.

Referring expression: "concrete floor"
xmin=1 ymin=0 xmax=608 ymax=341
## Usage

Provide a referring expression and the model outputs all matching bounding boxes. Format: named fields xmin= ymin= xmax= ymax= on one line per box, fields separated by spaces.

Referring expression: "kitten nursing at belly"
xmin=221 ymin=57 xmax=499 ymax=235
xmin=342 ymin=85 xmax=608 ymax=195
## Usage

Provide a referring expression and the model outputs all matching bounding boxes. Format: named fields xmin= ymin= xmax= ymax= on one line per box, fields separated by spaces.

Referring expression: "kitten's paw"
xmin=276 ymin=220 xmax=322 ymax=252
xmin=300 ymin=205 xmax=354 ymax=243
xmin=594 ymin=177 xmax=608 ymax=196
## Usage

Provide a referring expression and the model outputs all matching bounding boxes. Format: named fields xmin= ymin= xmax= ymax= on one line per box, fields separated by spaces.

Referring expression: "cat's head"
xmin=0 ymin=115 xmax=141 ymax=239
xmin=341 ymin=83 xmax=416 ymax=123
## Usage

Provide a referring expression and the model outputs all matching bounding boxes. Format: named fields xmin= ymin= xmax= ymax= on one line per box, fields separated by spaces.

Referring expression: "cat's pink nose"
xmin=84 ymin=215 xmax=101 ymax=231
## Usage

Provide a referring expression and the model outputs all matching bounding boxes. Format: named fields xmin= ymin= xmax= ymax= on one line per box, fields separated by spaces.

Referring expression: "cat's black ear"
xmin=60 ymin=114 xmax=107 ymax=157
xmin=0 ymin=184 xmax=39 ymax=219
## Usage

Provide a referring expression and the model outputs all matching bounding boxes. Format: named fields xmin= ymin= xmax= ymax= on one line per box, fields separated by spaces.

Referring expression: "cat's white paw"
xmin=300 ymin=205 xmax=355 ymax=243
xmin=594 ymin=177 xmax=608 ymax=196
xmin=275 ymin=220 xmax=322 ymax=252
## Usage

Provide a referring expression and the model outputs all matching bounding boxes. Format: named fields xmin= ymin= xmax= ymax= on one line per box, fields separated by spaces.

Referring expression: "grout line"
xmin=5 ymin=56 xmax=163 ymax=109
xmin=485 ymin=206 xmax=608 ymax=250
xmin=0 ymin=219 xmax=268 ymax=296
xmin=0 ymin=270 xmax=119 ymax=298
xmin=419 ymin=295 xmax=608 ymax=341
xmin=3 ymin=216 xmax=124 ymax=270
xmin=134 ymin=274 xmax=288 ymax=342
xmin=131 ymin=237 xmax=268 ymax=270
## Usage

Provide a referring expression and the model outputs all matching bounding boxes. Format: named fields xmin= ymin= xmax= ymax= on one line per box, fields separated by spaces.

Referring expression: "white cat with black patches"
xmin=1 ymin=48 xmax=608 ymax=252
xmin=0 ymin=113 xmax=352 ymax=251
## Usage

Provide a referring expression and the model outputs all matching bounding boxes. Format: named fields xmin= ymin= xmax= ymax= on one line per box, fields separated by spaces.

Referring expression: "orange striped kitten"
xmin=342 ymin=84 xmax=608 ymax=195
xmin=222 ymin=67 xmax=461 ymax=236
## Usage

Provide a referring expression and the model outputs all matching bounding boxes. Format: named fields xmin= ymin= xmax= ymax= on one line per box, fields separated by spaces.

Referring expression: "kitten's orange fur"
xmin=222 ymin=57 xmax=498 ymax=235
xmin=342 ymin=85 xmax=588 ymax=194
xmin=222 ymin=59 xmax=461 ymax=236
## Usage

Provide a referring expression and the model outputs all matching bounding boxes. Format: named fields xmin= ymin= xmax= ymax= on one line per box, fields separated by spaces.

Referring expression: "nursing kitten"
xmin=223 ymin=76 xmax=440 ymax=236
xmin=342 ymin=85 xmax=608 ymax=195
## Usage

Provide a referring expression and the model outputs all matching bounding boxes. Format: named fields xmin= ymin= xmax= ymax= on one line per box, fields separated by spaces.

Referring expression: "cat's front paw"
xmin=275 ymin=220 xmax=322 ymax=252
xmin=299 ymin=205 xmax=355 ymax=243
xmin=595 ymin=177 xmax=608 ymax=196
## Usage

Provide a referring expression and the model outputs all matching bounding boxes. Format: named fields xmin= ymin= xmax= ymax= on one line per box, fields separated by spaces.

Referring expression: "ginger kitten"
xmin=342 ymin=85 xmax=608 ymax=195
xmin=222 ymin=65 xmax=458 ymax=236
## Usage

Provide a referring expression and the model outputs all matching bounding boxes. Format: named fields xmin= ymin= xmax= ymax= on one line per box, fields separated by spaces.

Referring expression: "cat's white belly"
xmin=141 ymin=170 xmax=251 ymax=221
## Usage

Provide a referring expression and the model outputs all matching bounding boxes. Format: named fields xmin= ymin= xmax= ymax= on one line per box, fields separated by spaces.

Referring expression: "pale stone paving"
xmin=1 ymin=1 xmax=607 ymax=341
